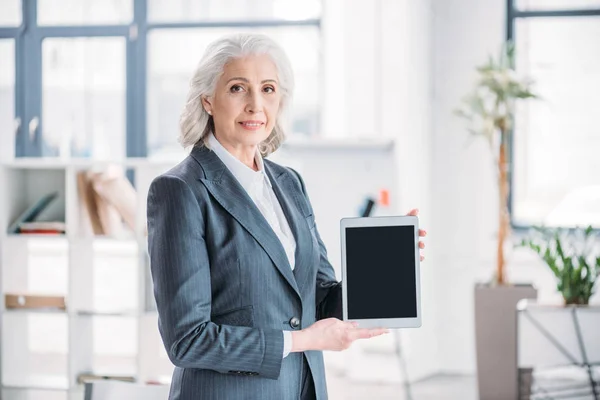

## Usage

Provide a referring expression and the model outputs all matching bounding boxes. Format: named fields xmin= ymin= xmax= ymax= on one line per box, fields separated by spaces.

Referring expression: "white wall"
xmin=319 ymin=0 xmax=439 ymax=383
xmin=431 ymin=0 xmax=600 ymax=375
xmin=381 ymin=0 xmax=438 ymax=383
xmin=432 ymin=0 xmax=507 ymax=374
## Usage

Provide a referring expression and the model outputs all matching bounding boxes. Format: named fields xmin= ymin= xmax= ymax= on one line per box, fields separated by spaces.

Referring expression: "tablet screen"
xmin=345 ymin=225 xmax=417 ymax=320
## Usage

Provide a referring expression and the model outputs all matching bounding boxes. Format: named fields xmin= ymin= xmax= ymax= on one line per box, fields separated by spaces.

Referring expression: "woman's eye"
xmin=230 ymin=84 xmax=244 ymax=93
xmin=263 ymin=86 xmax=275 ymax=93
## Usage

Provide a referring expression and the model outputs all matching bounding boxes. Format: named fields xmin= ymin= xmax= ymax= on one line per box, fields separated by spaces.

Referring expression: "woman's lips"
xmin=239 ymin=121 xmax=265 ymax=130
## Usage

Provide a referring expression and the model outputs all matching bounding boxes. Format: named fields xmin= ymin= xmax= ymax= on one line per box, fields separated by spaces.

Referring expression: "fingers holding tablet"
xmin=292 ymin=318 xmax=390 ymax=352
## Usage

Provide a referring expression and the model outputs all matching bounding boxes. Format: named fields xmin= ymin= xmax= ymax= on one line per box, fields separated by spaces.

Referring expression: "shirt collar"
xmin=207 ymin=132 xmax=272 ymax=193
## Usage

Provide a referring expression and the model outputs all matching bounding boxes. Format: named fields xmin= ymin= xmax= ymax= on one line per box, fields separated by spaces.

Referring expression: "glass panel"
xmin=0 ymin=40 xmax=15 ymax=160
xmin=516 ymin=0 xmax=600 ymax=10
xmin=148 ymin=0 xmax=321 ymax=23
xmin=513 ymin=17 xmax=600 ymax=227
xmin=0 ymin=0 xmax=22 ymax=26
xmin=38 ymin=0 xmax=132 ymax=26
xmin=42 ymin=37 xmax=126 ymax=160
xmin=147 ymin=27 xmax=320 ymax=159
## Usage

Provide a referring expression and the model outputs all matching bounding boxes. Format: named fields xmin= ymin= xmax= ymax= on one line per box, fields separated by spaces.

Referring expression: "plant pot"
xmin=474 ymin=283 xmax=537 ymax=400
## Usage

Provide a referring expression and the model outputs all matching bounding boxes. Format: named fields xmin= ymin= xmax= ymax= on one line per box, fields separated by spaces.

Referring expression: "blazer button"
xmin=289 ymin=317 xmax=300 ymax=329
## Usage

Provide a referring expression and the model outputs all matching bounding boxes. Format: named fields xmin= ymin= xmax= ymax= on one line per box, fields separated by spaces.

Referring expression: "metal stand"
xmin=518 ymin=307 xmax=600 ymax=400
xmin=393 ymin=330 xmax=413 ymax=400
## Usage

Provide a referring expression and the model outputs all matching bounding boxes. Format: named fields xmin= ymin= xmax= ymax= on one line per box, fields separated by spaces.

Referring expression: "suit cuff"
xmin=259 ymin=328 xmax=284 ymax=379
xmin=282 ymin=330 xmax=292 ymax=358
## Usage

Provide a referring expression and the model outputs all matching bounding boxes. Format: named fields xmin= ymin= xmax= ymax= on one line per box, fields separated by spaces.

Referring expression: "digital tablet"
xmin=341 ymin=215 xmax=422 ymax=329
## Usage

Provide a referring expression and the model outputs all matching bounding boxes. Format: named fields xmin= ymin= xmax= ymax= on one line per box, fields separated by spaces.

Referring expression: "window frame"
xmin=0 ymin=1 xmax=25 ymax=156
xmin=8 ymin=0 xmax=322 ymax=158
xmin=506 ymin=0 xmax=600 ymax=230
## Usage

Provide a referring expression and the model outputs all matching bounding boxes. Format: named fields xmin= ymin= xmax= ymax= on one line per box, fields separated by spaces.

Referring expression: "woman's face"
xmin=202 ymin=54 xmax=282 ymax=150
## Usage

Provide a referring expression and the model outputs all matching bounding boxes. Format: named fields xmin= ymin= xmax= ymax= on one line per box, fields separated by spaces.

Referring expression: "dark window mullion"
xmin=35 ymin=25 xmax=129 ymax=38
xmin=146 ymin=18 xmax=321 ymax=30
xmin=14 ymin=30 xmax=25 ymax=157
xmin=128 ymin=0 xmax=148 ymax=158
xmin=513 ymin=9 xmax=600 ymax=18
xmin=507 ymin=0 xmax=600 ymax=230
xmin=21 ymin=0 xmax=41 ymax=156
xmin=0 ymin=28 xmax=23 ymax=38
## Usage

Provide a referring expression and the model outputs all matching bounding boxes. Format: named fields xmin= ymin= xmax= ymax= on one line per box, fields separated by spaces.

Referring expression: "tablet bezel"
xmin=340 ymin=215 xmax=422 ymax=329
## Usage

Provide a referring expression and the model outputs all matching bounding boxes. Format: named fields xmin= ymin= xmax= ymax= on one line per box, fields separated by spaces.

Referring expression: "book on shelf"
xmin=77 ymin=171 xmax=105 ymax=235
xmin=77 ymin=166 xmax=138 ymax=237
xmin=5 ymin=293 xmax=67 ymax=310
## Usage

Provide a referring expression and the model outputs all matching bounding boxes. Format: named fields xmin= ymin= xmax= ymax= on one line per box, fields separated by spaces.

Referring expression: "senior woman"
xmin=147 ymin=33 xmax=426 ymax=400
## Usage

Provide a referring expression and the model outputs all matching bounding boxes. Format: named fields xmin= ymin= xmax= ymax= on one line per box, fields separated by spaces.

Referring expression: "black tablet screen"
xmin=345 ymin=225 xmax=417 ymax=319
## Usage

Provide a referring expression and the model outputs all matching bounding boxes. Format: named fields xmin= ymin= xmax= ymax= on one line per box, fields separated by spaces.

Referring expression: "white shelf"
xmin=74 ymin=310 xmax=139 ymax=317
xmin=6 ymin=234 xmax=67 ymax=240
xmin=3 ymin=309 xmax=67 ymax=315
xmin=2 ymin=387 xmax=84 ymax=400
xmin=1 ymin=157 xmax=179 ymax=170
xmin=2 ymin=376 xmax=70 ymax=391
xmin=0 ymin=160 xmax=175 ymax=391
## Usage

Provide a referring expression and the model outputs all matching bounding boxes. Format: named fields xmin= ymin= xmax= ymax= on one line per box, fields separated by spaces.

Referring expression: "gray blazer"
xmin=147 ymin=145 xmax=342 ymax=400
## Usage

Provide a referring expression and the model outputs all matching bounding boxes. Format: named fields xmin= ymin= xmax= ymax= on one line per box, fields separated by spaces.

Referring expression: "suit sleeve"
xmin=147 ymin=174 xmax=284 ymax=379
xmin=289 ymin=169 xmax=343 ymax=320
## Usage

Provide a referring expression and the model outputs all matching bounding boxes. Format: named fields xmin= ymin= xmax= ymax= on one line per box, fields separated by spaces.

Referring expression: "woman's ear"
xmin=201 ymin=96 xmax=213 ymax=115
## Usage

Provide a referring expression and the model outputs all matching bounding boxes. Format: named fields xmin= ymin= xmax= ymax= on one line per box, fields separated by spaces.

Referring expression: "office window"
xmin=510 ymin=4 xmax=600 ymax=228
xmin=0 ymin=40 xmax=15 ymax=152
xmin=0 ymin=0 xmax=21 ymax=26
xmin=146 ymin=26 xmax=320 ymax=158
xmin=7 ymin=0 xmax=322 ymax=158
xmin=37 ymin=0 xmax=133 ymax=26
xmin=147 ymin=0 xmax=321 ymax=23
xmin=516 ymin=0 xmax=600 ymax=10
xmin=42 ymin=37 xmax=127 ymax=159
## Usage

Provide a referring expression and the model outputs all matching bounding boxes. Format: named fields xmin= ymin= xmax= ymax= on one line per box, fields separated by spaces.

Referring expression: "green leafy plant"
xmin=518 ymin=225 xmax=600 ymax=305
xmin=455 ymin=41 xmax=537 ymax=285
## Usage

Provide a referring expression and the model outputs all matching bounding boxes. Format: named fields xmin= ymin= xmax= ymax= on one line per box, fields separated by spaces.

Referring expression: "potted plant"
xmin=519 ymin=225 xmax=600 ymax=305
xmin=455 ymin=41 xmax=539 ymax=400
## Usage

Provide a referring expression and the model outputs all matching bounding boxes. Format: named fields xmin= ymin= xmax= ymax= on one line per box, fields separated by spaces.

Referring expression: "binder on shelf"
xmin=90 ymin=165 xmax=137 ymax=232
xmin=77 ymin=171 xmax=105 ymax=235
xmin=77 ymin=166 xmax=138 ymax=237
xmin=18 ymin=221 xmax=67 ymax=234
xmin=7 ymin=191 xmax=61 ymax=234
xmin=5 ymin=293 xmax=67 ymax=310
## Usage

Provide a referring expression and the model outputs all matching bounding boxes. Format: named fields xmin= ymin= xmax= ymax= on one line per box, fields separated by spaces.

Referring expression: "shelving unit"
xmin=0 ymin=157 xmax=178 ymax=400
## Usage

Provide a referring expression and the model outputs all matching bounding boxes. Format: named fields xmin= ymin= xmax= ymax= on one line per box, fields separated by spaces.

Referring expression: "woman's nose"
xmin=245 ymin=91 xmax=263 ymax=114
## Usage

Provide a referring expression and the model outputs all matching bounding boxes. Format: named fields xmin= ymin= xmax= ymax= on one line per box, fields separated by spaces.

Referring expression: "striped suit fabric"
xmin=146 ymin=145 xmax=343 ymax=399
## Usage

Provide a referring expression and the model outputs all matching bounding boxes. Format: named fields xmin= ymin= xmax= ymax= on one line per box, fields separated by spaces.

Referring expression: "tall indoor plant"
xmin=519 ymin=225 xmax=600 ymax=305
xmin=455 ymin=41 xmax=538 ymax=400
xmin=455 ymin=41 xmax=537 ymax=284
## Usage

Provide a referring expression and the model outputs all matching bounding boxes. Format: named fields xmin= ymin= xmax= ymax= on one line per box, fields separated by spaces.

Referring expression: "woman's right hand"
xmin=291 ymin=318 xmax=389 ymax=352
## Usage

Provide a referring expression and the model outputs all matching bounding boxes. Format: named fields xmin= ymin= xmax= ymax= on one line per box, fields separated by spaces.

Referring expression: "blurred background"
xmin=0 ymin=0 xmax=599 ymax=399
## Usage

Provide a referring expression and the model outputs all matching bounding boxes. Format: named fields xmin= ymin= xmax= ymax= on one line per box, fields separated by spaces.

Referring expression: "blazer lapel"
xmin=264 ymin=163 xmax=314 ymax=298
xmin=191 ymin=146 xmax=301 ymax=300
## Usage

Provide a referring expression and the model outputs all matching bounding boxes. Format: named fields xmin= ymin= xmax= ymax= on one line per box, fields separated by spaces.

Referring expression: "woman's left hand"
xmin=406 ymin=208 xmax=426 ymax=261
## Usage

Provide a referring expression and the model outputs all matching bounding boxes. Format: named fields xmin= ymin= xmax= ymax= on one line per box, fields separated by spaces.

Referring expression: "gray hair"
xmin=179 ymin=33 xmax=295 ymax=157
